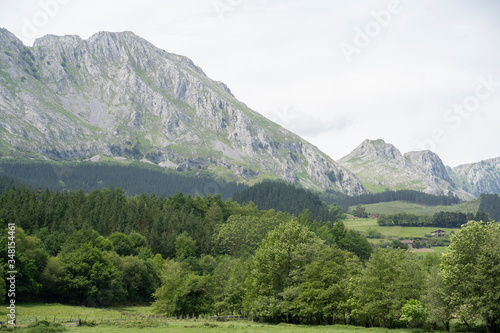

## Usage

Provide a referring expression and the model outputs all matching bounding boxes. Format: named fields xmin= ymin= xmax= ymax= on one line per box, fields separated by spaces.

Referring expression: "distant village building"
xmin=400 ymin=240 xmax=414 ymax=249
xmin=431 ymin=229 xmax=446 ymax=237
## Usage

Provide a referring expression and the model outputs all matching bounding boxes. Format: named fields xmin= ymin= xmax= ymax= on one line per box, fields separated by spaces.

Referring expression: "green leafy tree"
xmin=289 ymin=247 xmax=362 ymax=324
xmin=153 ymin=259 xmax=212 ymax=316
xmin=211 ymin=256 xmax=249 ymax=315
xmin=216 ymin=214 xmax=281 ymax=256
xmin=352 ymin=205 xmax=368 ymax=218
xmin=338 ymin=229 xmax=372 ymax=262
xmin=108 ymin=232 xmax=134 ymax=256
xmin=129 ymin=232 xmax=148 ymax=251
xmin=60 ymin=243 xmax=125 ymax=305
xmin=175 ymin=273 xmax=212 ymax=316
xmin=422 ymin=267 xmax=452 ymax=331
xmin=120 ymin=255 xmax=157 ymax=303
xmin=440 ymin=221 xmax=500 ymax=332
xmin=39 ymin=256 xmax=66 ymax=302
xmin=350 ymin=248 xmax=425 ymax=328
xmin=175 ymin=232 xmax=197 ymax=260
xmin=244 ymin=220 xmax=326 ymax=321
xmin=400 ymin=299 xmax=428 ymax=328
xmin=152 ymin=259 xmax=186 ymax=314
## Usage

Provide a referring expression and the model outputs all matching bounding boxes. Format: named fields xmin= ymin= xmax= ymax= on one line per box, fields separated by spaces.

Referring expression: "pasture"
xmin=344 ymin=218 xmax=457 ymax=238
xmin=1 ymin=304 xmax=426 ymax=333
xmin=351 ymin=199 xmax=480 ymax=215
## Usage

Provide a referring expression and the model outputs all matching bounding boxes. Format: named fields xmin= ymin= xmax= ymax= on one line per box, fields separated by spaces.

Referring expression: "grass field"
xmin=350 ymin=199 xmax=480 ymax=215
xmin=2 ymin=304 xmax=425 ymax=333
xmin=344 ymin=218 xmax=457 ymax=238
xmin=64 ymin=322 xmax=423 ymax=333
xmin=7 ymin=303 xmax=152 ymax=318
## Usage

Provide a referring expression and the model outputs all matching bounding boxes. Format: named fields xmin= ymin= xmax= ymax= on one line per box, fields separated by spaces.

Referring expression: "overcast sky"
xmin=2 ymin=0 xmax=500 ymax=167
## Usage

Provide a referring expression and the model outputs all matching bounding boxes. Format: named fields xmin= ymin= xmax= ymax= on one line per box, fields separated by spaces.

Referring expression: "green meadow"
xmin=1 ymin=304 xmax=426 ymax=333
xmin=351 ymin=199 xmax=480 ymax=215
xmin=344 ymin=218 xmax=457 ymax=238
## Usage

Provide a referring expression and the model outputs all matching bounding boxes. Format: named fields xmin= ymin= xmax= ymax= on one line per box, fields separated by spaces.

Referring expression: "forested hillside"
xmin=322 ymin=189 xmax=461 ymax=211
xmin=0 ymin=185 xmax=371 ymax=305
xmin=0 ymin=160 xmax=246 ymax=199
xmin=232 ymin=180 xmax=344 ymax=223
xmin=479 ymin=193 xmax=500 ymax=221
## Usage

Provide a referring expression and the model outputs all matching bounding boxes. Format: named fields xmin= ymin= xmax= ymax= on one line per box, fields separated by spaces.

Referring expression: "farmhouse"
xmin=400 ymin=240 xmax=414 ymax=249
xmin=431 ymin=229 xmax=446 ymax=237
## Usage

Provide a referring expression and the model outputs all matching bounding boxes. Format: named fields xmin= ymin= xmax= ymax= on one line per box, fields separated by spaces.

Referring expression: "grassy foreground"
xmin=1 ymin=304 xmax=424 ymax=332
xmin=64 ymin=322 xmax=422 ymax=333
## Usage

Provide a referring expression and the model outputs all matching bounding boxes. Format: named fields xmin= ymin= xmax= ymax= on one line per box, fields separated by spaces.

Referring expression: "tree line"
xmin=323 ymin=189 xmax=461 ymax=211
xmin=0 ymin=159 xmax=246 ymax=200
xmin=232 ymin=180 xmax=344 ymax=224
xmin=479 ymin=193 xmax=500 ymax=221
xmin=378 ymin=211 xmax=490 ymax=228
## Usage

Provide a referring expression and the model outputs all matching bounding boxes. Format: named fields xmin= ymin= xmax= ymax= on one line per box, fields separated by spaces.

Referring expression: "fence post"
xmin=78 ymin=318 xmax=81 ymax=326
xmin=34 ymin=316 xmax=37 ymax=324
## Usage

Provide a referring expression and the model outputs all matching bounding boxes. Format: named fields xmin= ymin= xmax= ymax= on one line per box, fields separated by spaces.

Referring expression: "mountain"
xmin=338 ymin=139 xmax=473 ymax=200
xmin=0 ymin=28 xmax=365 ymax=195
xmin=449 ymin=157 xmax=500 ymax=197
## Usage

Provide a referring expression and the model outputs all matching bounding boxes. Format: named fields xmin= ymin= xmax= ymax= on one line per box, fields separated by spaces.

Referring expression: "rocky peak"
xmin=338 ymin=139 xmax=473 ymax=199
xmin=340 ymin=139 xmax=404 ymax=164
xmin=404 ymin=150 xmax=454 ymax=185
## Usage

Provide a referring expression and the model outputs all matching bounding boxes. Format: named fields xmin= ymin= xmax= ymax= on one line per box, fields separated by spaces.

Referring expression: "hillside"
xmin=0 ymin=28 xmax=364 ymax=195
xmin=0 ymin=158 xmax=246 ymax=199
xmin=232 ymin=180 xmax=344 ymax=223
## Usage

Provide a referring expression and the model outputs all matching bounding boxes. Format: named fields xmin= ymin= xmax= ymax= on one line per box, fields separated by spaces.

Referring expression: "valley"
xmin=0 ymin=27 xmax=499 ymax=332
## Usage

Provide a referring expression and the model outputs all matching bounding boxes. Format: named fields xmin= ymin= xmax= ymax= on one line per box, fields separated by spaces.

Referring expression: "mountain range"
xmin=338 ymin=139 xmax=500 ymax=200
xmin=0 ymin=28 xmax=499 ymax=199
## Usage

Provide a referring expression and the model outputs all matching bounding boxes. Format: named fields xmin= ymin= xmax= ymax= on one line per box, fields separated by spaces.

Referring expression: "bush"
xmin=25 ymin=321 xmax=66 ymax=333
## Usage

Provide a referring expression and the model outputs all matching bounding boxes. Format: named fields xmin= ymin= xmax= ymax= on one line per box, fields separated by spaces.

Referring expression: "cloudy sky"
xmin=2 ymin=0 xmax=500 ymax=167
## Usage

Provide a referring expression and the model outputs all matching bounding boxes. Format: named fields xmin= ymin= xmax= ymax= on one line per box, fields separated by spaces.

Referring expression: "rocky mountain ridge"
xmin=338 ymin=139 xmax=475 ymax=200
xmin=0 ymin=28 xmax=365 ymax=195
xmin=1 ymin=29 xmax=498 ymax=199
xmin=449 ymin=157 xmax=500 ymax=197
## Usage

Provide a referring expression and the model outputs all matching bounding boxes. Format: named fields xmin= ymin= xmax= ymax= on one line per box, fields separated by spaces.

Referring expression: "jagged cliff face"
xmin=449 ymin=157 xmax=500 ymax=197
xmin=338 ymin=139 xmax=474 ymax=199
xmin=0 ymin=29 xmax=365 ymax=195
